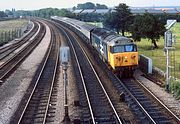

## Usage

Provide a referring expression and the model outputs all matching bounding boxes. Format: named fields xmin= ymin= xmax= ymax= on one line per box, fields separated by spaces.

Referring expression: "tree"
xmin=131 ymin=13 xmax=166 ymax=49
xmin=104 ymin=3 xmax=132 ymax=36
xmin=103 ymin=12 xmax=117 ymax=30
xmin=0 ymin=11 xmax=7 ymax=18
xmin=130 ymin=15 xmax=144 ymax=41
xmin=96 ymin=4 xmax=108 ymax=9
xmin=142 ymin=13 xmax=165 ymax=48
xmin=77 ymin=2 xmax=95 ymax=9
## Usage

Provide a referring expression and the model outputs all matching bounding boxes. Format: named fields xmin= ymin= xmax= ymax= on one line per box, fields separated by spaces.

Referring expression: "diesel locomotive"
xmin=51 ymin=16 xmax=138 ymax=77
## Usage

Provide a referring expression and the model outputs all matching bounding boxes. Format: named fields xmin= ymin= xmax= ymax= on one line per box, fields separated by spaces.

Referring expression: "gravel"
xmin=0 ymin=23 xmax=51 ymax=124
xmin=134 ymin=69 xmax=180 ymax=118
xmin=52 ymin=31 xmax=80 ymax=124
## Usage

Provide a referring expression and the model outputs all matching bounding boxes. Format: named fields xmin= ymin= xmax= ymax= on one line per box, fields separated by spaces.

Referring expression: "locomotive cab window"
xmin=112 ymin=45 xmax=137 ymax=53
xmin=125 ymin=45 xmax=137 ymax=52
xmin=113 ymin=45 xmax=124 ymax=53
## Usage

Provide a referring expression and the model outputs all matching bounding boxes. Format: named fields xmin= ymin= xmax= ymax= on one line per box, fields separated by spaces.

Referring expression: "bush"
xmin=171 ymin=80 xmax=180 ymax=99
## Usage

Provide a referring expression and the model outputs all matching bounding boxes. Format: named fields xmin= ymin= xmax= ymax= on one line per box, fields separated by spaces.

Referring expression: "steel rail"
xmin=0 ymin=22 xmax=45 ymax=81
xmin=43 ymin=27 xmax=59 ymax=123
xmin=115 ymin=75 xmax=157 ymax=123
xmin=58 ymin=23 xmax=122 ymax=124
xmin=135 ymin=78 xmax=180 ymax=122
xmin=17 ymin=23 xmax=59 ymax=124
xmin=72 ymin=33 xmax=123 ymax=124
xmin=54 ymin=20 xmax=157 ymax=123
xmin=0 ymin=20 xmax=35 ymax=54
xmin=0 ymin=22 xmax=38 ymax=61
xmin=59 ymin=25 xmax=96 ymax=124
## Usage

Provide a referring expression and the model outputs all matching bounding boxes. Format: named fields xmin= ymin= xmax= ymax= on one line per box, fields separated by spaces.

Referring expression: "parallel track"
xmin=11 ymin=22 xmax=60 ymax=124
xmin=87 ymin=42 xmax=180 ymax=123
xmin=57 ymin=22 xmax=123 ymax=124
xmin=0 ymin=21 xmax=45 ymax=82
xmin=54 ymin=20 xmax=179 ymax=124
xmin=88 ymin=42 xmax=180 ymax=123
xmin=0 ymin=20 xmax=37 ymax=60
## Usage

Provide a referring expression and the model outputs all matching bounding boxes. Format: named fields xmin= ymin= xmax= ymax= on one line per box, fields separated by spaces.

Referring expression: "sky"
xmin=0 ymin=0 xmax=180 ymax=11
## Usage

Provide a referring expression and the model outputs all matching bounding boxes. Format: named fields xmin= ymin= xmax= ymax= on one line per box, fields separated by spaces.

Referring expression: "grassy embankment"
xmin=136 ymin=23 xmax=180 ymax=98
xmin=0 ymin=19 xmax=28 ymax=44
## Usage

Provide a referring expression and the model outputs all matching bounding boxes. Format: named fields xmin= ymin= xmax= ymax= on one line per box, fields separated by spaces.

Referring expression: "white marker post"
xmin=60 ymin=47 xmax=70 ymax=123
xmin=164 ymin=20 xmax=176 ymax=92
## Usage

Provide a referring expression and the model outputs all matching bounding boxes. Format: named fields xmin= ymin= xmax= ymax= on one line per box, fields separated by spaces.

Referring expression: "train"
xmin=51 ymin=16 xmax=138 ymax=77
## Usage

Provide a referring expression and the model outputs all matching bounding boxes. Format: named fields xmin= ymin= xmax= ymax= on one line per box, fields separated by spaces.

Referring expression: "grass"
xmin=136 ymin=23 xmax=180 ymax=98
xmin=0 ymin=19 xmax=28 ymax=32
xmin=136 ymin=23 xmax=180 ymax=79
xmin=89 ymin=21 xmax=180 ymax=78
xmin=171 ymin=80 xmax=180 ymax=99
xmin=88 ymin=21 xmax=180 ymax=97
xmin=0 ymin=19 xmax=28 ymax=44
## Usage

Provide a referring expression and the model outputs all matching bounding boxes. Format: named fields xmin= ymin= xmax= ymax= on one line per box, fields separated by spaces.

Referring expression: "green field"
xmin=0 ymin=19 xmax=28 ymax=44
xmin=0 ymin=19 xmax=28 ymax=32
xmin=136 ymin=23 xmax=180 ymax=98
xmin=136 ymin=23 xmax=180 ymax=79
xmin=89 ymin=21 xmax=180 ymax=78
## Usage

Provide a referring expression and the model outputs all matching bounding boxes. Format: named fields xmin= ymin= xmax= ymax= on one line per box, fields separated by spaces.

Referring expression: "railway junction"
xmin=0 ymin=18 xmax=179 ymax=124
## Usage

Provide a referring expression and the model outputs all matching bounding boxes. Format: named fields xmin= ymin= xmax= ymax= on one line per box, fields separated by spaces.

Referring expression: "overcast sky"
xmin=0 ymin=0 xmax=180 ymax=11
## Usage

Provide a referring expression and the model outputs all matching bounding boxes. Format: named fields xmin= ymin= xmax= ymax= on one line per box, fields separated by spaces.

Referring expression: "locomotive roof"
xmin=91 ymin=27 xmax=133 ymax=46
xmin=92 ymin=28 xmax=116 ymax=40
xmin=107 ymin=36 xmax=134 ymax=46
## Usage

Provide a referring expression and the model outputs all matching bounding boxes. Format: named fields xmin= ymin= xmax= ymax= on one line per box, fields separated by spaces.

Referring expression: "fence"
xmin=0 ymin=25 xmax=27 ymax=45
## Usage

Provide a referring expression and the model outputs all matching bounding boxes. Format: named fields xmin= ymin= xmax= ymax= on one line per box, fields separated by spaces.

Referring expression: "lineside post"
xmin=60 ymin=47 xmax=70 ymax=123
xmin=164 ymin=20 xmax=176 ymax=92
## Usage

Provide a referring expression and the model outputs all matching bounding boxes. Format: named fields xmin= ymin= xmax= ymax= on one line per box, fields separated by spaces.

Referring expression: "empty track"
xmin=0 ymin=21 xmax=45 ymax=82
xmin=10 ymin=21 xmax=60 ymax=124
xmin=0 ymin=20 xmax=38 ymax=60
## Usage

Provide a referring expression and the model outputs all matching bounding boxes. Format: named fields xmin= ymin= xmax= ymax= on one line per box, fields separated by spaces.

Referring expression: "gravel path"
xmin=134 ymin=69 xmax=180 ymax=118
xmin=0 ymin=23 xmax=51 ymax=124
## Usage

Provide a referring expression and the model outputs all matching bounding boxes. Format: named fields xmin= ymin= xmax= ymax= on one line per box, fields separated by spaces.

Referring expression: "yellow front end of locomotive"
xmin=108 ymin=52 xmax=138 ymax=69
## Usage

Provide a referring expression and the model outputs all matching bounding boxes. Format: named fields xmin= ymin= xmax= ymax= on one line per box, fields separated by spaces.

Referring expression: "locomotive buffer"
xmin=60 ymin=46 xmax=70 ymax=123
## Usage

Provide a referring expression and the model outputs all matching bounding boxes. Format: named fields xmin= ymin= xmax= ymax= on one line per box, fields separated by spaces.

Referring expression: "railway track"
xmin=10 ymin=22 xmax=60 ymax=123
xmin=121 ymin=78 xmax=179 ymax=123
xmin=0 ymin=20 xmax=38 ymax=60
xmin=86 ymin=41 xmax=180 ymax=123
xmin=87 ymin=44 xmax=180 ymax=123
xmin=57 ymin=23 xmax=123 ymax=124
xmin=55 ymin=20 xmax=179 ymax=124
xmin=0 ymin=21 xmax=45 ymax=82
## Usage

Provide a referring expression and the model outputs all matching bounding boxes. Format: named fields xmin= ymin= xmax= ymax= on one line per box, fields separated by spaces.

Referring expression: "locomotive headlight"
xmin=124 ymin=56 xmax=128 ymax=62
xmin=131 ymin=54 xmax=136 ymax=59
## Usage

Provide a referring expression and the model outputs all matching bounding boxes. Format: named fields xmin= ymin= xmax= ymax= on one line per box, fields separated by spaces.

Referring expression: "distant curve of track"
xmin=10 ymin=20 xmax=60 ymax=124
xmin=0 ymin=20 xmax=46 ymax=82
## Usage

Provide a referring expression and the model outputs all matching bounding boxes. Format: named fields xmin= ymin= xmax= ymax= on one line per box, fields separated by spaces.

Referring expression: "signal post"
xmin=60 ymin=47 xmax=70 ymax=123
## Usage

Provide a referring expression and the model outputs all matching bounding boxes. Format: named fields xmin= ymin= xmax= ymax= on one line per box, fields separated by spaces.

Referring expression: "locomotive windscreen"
xmin=112 ymin=44 xmax=137 ymax=53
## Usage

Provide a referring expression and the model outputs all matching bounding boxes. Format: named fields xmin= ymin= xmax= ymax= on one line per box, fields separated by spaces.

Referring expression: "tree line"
xmin=75 ymin=2 xmax=108 ymax=10
xmin=1 ymin=2 xmax=179 ymax=49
